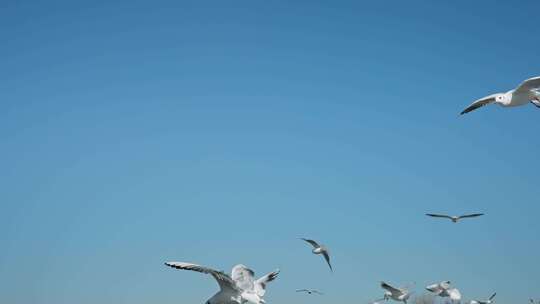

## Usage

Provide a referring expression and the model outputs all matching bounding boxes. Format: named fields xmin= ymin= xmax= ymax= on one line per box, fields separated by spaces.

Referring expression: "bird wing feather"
xmin=165 ymin=262 xmax=238 ymax=292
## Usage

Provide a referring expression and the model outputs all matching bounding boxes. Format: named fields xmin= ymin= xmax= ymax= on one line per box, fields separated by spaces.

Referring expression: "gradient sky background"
xmin=1 ymin=1 xmax=540 ymax=304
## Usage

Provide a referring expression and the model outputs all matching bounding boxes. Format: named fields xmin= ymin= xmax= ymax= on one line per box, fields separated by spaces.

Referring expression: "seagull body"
xmin=461 ymin=76 xmax=540 ymax=114
xmin=426 ymin=213 xmax=484 ymax=223
xmin=300 ymin=238 xmax=333 ymax=272
xmin=381 ymin=281 xmax=411 ymax=304
xmin=470 ymin=292 xmax=497 ymax=304
xmin=165 ymin=262 xmax=279 ymax=304
xmin=426 ymin=281 xmax=461 ymax=301
xmin=296 ymin=289 xmax=324 ymax=295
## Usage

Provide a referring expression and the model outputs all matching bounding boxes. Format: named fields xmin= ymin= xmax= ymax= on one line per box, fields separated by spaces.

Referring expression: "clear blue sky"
xmin=1 ymin=1 xmax=539 ymax=304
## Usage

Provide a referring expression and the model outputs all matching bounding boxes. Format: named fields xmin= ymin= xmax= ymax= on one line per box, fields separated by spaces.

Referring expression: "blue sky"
xmin=1 ymin=1 xmax=539 ymax=303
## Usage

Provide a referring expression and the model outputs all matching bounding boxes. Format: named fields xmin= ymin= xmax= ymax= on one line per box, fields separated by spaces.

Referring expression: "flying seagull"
xmin=164 ymin=262 xmax=279 ymax=304
xmin=381 ymin=281 xmax=412 ymax=304
xmin=460 ymin=76 xmax=540 ymax=114
xmin=426 ymin=281 xmax=461 ymax=301
xmin=426 ymin=213 xmax=484 ymax=223
xmin=300 ymin=238 xmax=333 ymax=272
xmin=470 ymin=292 xmax=497 ymax=304
xmin=296 ymin=289 xmax=324 ymax=295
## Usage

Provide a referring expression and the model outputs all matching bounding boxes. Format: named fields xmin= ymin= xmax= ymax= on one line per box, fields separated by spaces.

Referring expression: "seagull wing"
xmin=322 ymin=249 xmax=333 ymax=272
xmin=165 ymin=262 xmax=238 ymax=292
xmin=254 ymin=269 xmax=280 ymax=297
xmin=489 ymin=292 xmax=497 ymax=301
xmin=514 ymin=76 xmax=540 ymax=95
xmin=313 ymin=290 xmax=324 ymax=295
xmin=457 ymin=213 xmax=484 ymax=220
xmin=231 ymin=264 xmax=255 ymax=291
xmin=426 ymin=283 xmax=443 ymax=295
xmin=296 ymin=289 xmax=308 ymax=293
xmin=381 ymin=282 xmax=401 ymax=294
xmin=426 ymin=213 xmax=453 ymax=220
xmin=460 ymin=94 xmax=498 ymax=115
xmin=301 ymin=238 xmax=320 ymax=248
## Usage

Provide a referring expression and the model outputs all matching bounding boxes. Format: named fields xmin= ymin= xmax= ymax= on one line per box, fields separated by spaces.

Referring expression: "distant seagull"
xmin=470 ymin=293 xmax=497 ymax=304
xmin=300 ymin=238 xmax=333 ymax=272
xmin=426 ymin=213 xmax=484 ymax=223
xmin=426 ymin=281 xmax=461 ymax=301
xmin=461 ymin=76 xmax=540 ymax=114
xmin=164 ymin=262 xmax=279 ymax=304
xmin=296 ymin=289 xmax=324 ymax=295
xmin=381 ymin=281 xmax=412 ymax=304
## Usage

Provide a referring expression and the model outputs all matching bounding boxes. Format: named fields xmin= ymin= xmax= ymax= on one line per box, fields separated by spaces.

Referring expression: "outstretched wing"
xmin=426 ymin=213 xmax=452 ymax=220
xmin=301 ymin=238 xmax=320 ymax=248
xmin=381 ymin=281 xmax=401 ymax=294
xmin=254 ymin=269 xmax=280 ymax=297
xmin=489 ymin=292 xmax=497 ymax=301
xmin=460 ymin=94 xmax=498 ymax=115
xmin=426 ymin=283 xmax=443 ymax=295
xmin=296 ymin=289 xmax=309 ymax=293
xmin=165 ymin=262 xmax=238 ymax=292
xmin=514 ymin=76 xmax=540 ymax=95
xmin=458 ymin=213 xmax=484 ymax=220
xmin=322 ymin=250 xmax=333 ymax=272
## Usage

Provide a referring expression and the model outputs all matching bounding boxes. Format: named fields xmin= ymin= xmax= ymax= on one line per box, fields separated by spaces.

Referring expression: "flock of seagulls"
xmin=165 ymin=76 xmax=540 ymax=304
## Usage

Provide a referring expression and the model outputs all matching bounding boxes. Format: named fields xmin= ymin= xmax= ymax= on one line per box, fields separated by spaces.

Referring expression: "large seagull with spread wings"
xmin=461 ymin=76 xmax=540 ymax=114
xmin=164 ymin=262 xmax=279 ymax=304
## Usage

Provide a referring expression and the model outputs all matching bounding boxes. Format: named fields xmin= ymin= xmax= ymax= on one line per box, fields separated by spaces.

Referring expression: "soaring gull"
xmin=300 ymin=238 xmax=333 ymax=272
xmin=426 ymin=281 xmax=461 ymax=301
xmin=164 ymin=262 xmax=279 ymax=304
xmin=381 ymin=281 xmax=412 ymax=304
xmin=461 ymin=76 xmax=540 ymax=114
xmin=470 ymin=293 xmax=497 ymax=304
xmin=296 ymin=289 xmax=324 ymax=295
xmin=426 ymin=213 xmax=484 ymax=223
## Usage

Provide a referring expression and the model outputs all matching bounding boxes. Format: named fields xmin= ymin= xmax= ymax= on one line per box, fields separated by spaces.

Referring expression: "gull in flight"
xmin=381 ymin=281 xmax=412 ymax=304
xmin=426 ymin=213 xmax=484 ymax=223
xmin=296 ymin=289 xmax=324 ymax=295
xmin=300 ymin=238 xmax=333 ymax=272
xmin=461 ymin=76 xmax=540 ymax=114
xmin=164 ymin=262 xmax=279 ymax=304
xmin=470 ymin=293 xmax=497 ymax=304
xmin=426 ymin=281 xmax=461 ymax=302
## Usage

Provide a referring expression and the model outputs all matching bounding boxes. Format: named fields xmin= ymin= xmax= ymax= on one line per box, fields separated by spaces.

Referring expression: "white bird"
xmin=381 ymin=281 xmax=412 ymax=304
xmin=461 ymin=76 xmax=540 ymax=114
xmin=296 ymin=289 xmax=324 ymax=295
xmin=470 ymin=292 xmax=497 ymax=304
xmin=426 ymin=213 xmax=484 ymax=223
xmin=300 ymin=238 xmax=333 ymax=272
xmin=426 ymin=281 xmax=461 ymax=302
xmin=165 ymin=262 xmax=279 ymax=304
